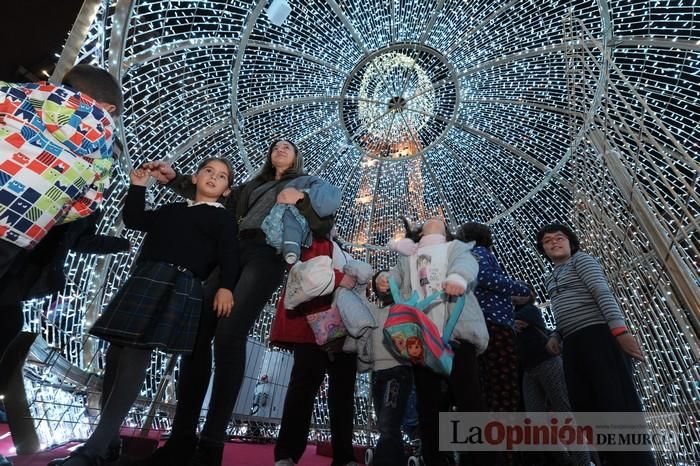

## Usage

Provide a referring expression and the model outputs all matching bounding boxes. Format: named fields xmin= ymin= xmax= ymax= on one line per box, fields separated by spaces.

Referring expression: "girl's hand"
xmin=141 ymin=161 xmax=176 ymax=184
xmin=276 ymin=188 xmax=305 ymax=204
xmin=213 ymin=288 xmax=234 ymax=317
xmin=442 ymin=281 xmax=465 ymax=296
xmin=514 ymin=319 xmax=529 ymax=333
xmin=545 ymin=336 xmax=562 ymax=355
xmin=375 ymin=273 xmax=390 ymax=293
xmin=339 ymin=274 xmax=357 ymax=289
xmin=617 ymin=333 xmax=645 ymax=362
xmin=130 ymin=169 xmax=150 ymax=186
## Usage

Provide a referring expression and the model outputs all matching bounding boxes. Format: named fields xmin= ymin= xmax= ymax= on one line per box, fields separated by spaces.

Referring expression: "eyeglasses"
xmin=542 ymin=235 xmax=568 ymax=246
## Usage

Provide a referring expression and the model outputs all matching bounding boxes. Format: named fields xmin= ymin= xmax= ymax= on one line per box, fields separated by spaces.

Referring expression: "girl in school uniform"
xmin=50 ymin=157 xmax=240 ymax=466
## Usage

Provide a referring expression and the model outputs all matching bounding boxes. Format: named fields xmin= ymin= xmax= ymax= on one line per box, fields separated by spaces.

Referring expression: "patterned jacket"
xmin=471 ymin=245 xmax=530 ymax=327
xmin=0 ymin=81 xmax=115 ymax=249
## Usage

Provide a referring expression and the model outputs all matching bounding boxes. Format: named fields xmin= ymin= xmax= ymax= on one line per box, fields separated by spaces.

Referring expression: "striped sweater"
xmin=545 ymin=251 xmax=627 ymax=339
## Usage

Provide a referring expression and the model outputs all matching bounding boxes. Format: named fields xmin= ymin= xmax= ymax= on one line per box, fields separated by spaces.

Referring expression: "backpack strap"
xmin=388 ymin=276 xmax=420 ymax=307
xmin=415 ymin=291 xmax=442 ymax=311
xmin=442 ymin=294 xmax=466 ymax=344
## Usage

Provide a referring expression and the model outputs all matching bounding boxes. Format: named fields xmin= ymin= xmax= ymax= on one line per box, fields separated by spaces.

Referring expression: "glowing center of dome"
xmin=341 ymin=44 xmax=459 ymax=160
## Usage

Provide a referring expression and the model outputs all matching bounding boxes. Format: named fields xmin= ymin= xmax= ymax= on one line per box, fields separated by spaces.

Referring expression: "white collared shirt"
xmin=186 ymin=199 xmax=225 ymax=209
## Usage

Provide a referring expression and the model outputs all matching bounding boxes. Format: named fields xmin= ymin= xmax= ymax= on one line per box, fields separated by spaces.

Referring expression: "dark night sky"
xmin=0 ymin=0 xmax=84 ymax=81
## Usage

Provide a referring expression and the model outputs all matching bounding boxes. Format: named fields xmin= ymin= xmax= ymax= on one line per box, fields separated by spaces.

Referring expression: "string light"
xmin=19 ymin=1 xmax=699 ymax=463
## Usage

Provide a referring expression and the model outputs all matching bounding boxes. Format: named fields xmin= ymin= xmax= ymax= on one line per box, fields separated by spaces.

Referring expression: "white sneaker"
xmin=284 ymin=252 xmax=298 ymax=264
xmin=274 ymin=459 xmax=294 ymax=466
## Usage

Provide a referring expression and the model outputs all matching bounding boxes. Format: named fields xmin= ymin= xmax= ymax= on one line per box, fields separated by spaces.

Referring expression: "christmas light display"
xmin=18 ymin=0 xmax=699 ymax=463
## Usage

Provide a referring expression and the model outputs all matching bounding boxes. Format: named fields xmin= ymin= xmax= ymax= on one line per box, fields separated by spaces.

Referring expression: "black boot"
xmin=105 ymin=438 xmax=122 ymax=463
xmin=189 ymin=437 xmax=224 ymax=466
xmin=47 ymin=439 xmax=120 ymax=466
xmin=131 ymin=434 xmax=197 ymax=466
xmin=47 ymin=446 xmax=104 ymax=466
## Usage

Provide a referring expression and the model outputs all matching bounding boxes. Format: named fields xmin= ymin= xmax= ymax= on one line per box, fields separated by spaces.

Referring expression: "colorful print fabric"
xmin=0 ymin=81 xmax=115 ymax=249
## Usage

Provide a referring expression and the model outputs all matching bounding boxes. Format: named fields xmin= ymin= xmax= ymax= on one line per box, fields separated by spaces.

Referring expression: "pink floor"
xmin=1 ymin=424 xmax=354 ymax=466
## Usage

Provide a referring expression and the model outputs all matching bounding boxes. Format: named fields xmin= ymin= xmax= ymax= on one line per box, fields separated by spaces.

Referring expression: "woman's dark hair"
xmin=401 ymin=216 xmax=422 ymax=242
xmin=254 ymin=139 xmax=304 ymax=181
xmin=196 ymin=157 xmax=234 ymax=186
xmin=535 ymin=223 xmax=581 ymax=257
xmin=62 ymin=64 xmax=123 ymax=115
xmin=456 ymin=222 xmax=492 ymax=248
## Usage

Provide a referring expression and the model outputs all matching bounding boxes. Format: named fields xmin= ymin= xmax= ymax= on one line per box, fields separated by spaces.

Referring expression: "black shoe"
xmin=47 ymin=446 xmax=104 ymax=466
xmin=47 ymin=439 xmax=122 ymax=466
xmin=188 ymin=437 xmax=224 ymax=466
xmin=105 ymin=438 xmax=122 ymax=463
xmin=131 ymin=435 xmax=197 ymax=466
xmin=0 ymin=453 xmax=13 ymax=466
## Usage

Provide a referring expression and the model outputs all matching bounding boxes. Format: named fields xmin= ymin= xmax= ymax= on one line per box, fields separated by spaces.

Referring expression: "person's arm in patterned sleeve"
xmin=60 ymin=157 xmax=113 ymax=224
xmin=474 ymin=247 xmax=530 ymax=297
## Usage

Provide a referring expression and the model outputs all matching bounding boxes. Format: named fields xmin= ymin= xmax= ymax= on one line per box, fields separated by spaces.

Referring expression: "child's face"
xmin=193 ymin=160 xmax=231 ymax=198
xmin=541 ymin=231 xmax=572 ymax=262
xmin=421 ymin=218 xmax=446 ymax=236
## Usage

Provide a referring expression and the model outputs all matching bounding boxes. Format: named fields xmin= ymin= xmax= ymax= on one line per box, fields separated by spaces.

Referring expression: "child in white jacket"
xmin=376 ymin=217 xmax=496 ymax=466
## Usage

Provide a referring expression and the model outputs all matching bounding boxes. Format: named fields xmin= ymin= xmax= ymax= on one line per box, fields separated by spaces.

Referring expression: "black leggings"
xmin=170 ymin=240 xmax=285 ymax=443
xmin=275 ymin=344 xmax=357 ymax=465
xmin=413 ymin=341 xmax=504 ymax=466
xmin=85 ymin=344 xmax=152 ymax=457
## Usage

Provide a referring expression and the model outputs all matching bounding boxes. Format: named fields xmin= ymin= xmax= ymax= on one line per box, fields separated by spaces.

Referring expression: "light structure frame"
xmin=13 ymin=1 xmax=699 ymax=464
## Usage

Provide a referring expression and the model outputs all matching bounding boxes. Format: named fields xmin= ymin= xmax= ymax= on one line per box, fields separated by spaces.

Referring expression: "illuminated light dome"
xmin=341 ymin=44 xmax=458 ymax=159
xmin=17 ymin=1 xmax=699 ymax=464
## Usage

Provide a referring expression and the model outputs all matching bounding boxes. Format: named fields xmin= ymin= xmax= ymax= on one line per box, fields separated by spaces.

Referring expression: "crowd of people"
xmin=0 ymin=66 xmax=654 ymax=466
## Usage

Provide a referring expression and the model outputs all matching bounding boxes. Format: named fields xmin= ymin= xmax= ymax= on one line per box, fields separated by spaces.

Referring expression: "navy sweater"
xmin=514 ymin=303 xmax=555 ymax=370
xmin=124 ymin=185 xmax=240 ymax=290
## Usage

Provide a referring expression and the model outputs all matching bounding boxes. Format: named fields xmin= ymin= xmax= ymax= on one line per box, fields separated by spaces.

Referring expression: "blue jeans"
xmin=372 ymin=365 xmax=413 ymax=466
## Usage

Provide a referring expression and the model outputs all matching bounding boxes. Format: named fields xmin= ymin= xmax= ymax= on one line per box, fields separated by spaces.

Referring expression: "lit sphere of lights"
xmin=341 ymin=44 xmax=458 ymax=160
xmin=21 ymin=1 xmax=700 ymax=462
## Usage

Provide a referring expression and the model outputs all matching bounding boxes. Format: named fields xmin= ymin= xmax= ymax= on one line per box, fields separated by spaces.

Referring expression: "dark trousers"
xmin=414 ymin=341 xmax=499 ymax=466
xmin=275 ymin=344 xmax=357 ymax=466
xmin=522 ymin=357 xmax=591 ymax=466
xmin=0 ymin=247 xmax=32 ymax=368
xmin=563 ymin=324 xmax=656 ymax=466
xmin=0 ymin=302 xmax=23 ymax=368
xmin=0 ymin=240 xmax=23 ymax=282
xmin=169 ymin=241 xmax=286 ymax=443
xmin=371 ymin=365 xmax=413 ymax=466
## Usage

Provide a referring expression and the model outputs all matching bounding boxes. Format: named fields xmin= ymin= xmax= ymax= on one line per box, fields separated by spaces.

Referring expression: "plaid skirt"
xmin=90 ymin=261 xmax=204 ymax=354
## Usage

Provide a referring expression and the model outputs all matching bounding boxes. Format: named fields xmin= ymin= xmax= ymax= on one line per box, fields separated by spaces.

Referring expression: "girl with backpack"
xmin=376 ymin=217 xmax=494 ymax=466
